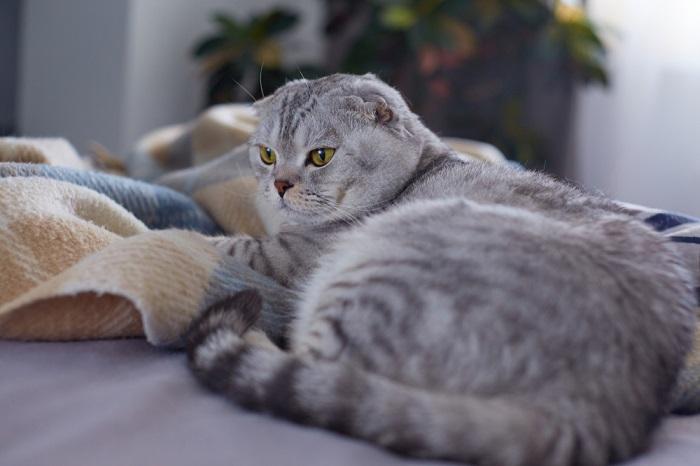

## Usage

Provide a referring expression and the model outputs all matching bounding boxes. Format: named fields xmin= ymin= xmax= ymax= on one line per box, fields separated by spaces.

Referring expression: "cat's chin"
xmin=275 ymin=205 xmax=328 ymax=227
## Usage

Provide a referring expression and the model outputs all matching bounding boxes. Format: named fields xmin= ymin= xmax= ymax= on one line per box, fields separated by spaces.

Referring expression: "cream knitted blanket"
xmin=0 ymin=175 xmax=295 ymax=346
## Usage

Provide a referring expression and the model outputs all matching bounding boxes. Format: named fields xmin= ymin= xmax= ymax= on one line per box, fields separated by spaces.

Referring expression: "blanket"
xmin=0 ymin=120 xmax=699 ymax=413
xmin=0 ymin=176 xmax=294 ymax=346
xmin=0 ymin=131 xmax=298 ymax=346
xmin=0 ymin=137 xmax=90 ymax=170
xmin=0 ymin=163 xmax=222 ymax=234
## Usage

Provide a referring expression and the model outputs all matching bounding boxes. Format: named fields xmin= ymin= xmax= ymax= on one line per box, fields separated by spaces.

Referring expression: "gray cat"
xmin=186 ymin=73 xmax=696 ymax=466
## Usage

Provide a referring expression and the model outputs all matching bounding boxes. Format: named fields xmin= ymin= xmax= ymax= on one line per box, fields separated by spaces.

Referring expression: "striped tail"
xmin=186 ymin=291 xmax=598 ymax=466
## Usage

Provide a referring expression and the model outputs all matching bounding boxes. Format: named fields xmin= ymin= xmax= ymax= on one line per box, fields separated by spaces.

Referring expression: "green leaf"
xmin=212 ymin=12 xmax=243 ymax=36
xmin=192 ymin=35 xmax=229 ymax=58
xmin=566 ymin=20 xmax=606 ymax=51
xmin=249 ymin=9 xmax=298 ymax=42
xmin=261 ymin=10 xmax=299 ymax=36
xmin=380 ymin=5 xmax=418 ymax=30
xmin=583 ymin=65 xmax=609 ymax=86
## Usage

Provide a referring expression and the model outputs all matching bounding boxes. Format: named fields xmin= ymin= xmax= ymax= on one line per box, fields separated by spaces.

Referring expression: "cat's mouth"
xmin=274 ymin=195 xmax=333 ymax=226
xmin=277 ymin=196 xmax=296 ymax=211
xmin=275 ymin=196 xmax=313 ymax=221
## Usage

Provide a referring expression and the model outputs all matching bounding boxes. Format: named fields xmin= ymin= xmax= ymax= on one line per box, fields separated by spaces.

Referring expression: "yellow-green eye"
xmin=259 ymin=145 xmax=276 ymax=165
xmin=308 ymin=148 xmax=336 ymax=167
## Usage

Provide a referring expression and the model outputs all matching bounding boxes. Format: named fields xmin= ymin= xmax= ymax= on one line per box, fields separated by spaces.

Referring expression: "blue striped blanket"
xmin=0 ymin=163 xmax=222 ymax=235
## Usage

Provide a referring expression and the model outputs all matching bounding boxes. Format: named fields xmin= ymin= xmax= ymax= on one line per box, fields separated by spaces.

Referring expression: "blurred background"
xmin=0 ymin=0 xmax=698 ymax=215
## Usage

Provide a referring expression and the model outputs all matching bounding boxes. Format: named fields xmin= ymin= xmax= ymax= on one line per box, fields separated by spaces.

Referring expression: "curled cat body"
xmin=186 ymin=73 xmax=696 ymax=466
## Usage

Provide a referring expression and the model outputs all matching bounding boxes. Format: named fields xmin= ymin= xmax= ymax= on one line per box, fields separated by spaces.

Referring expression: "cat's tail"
xmin=186 ymin=290 xmax=585 ymax=466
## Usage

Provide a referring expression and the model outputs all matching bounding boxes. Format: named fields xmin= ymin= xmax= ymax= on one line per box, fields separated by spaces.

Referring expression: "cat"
xmin=185 ymin=73 xmax=696 ymax=466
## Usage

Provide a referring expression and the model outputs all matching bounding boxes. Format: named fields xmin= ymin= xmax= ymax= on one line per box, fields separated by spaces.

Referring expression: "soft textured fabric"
xmin=1 ymin=340 xmax=699 ymax=466
xmin=155 ymin=146 xmax=267 ymax=236
xmin=0 ymin=174 xmax=294 ymax=346
xmin=127 ymin=104 xmax=257 ymax=180
xmin=0 ymin=162 xmax=221 ymax=234
xmin=0 ymin=137 xmax=90 ymax=170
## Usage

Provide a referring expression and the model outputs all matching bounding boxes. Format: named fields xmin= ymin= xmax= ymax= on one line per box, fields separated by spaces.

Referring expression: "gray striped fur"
xmin=187 ymin=74 xmax=697 ymax=466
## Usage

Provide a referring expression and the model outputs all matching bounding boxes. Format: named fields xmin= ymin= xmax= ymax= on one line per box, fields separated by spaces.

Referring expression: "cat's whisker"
xmin=317 ymin=200 xmax=365 ymax=227
xmin=232 ymin=78 xmax=257 ymax=102
xmin=259 ymin=61 xmax=265 ymax=98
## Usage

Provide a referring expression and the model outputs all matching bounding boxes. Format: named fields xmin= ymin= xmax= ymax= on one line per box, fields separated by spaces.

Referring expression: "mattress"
xmin=1 ymin=340 xmax=700 ymax=466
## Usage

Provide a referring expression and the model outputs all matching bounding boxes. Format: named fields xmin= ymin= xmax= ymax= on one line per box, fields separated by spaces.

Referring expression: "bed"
xmin=1 ymin=113 xmax=699 ymax=466
xmin=2 ymin=339 xmax=700 ymax=466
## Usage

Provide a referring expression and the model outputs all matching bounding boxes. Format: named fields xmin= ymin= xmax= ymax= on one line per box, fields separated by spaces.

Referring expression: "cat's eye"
xmin=308 ymin=148 xmax=336 ymax=167
xmin=259 ymin=145 xmax=277 ymax=165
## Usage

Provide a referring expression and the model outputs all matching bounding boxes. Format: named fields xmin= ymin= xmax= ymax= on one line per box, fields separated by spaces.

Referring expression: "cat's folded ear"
xmin=343 ymin=94 xmax=395 ymax=125
xmin=342 ymin=75 xmax=412 ymax=126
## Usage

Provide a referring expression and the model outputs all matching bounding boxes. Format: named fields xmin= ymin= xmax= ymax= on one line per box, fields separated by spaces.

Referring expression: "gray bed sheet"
xmin=1 ymin=340 xmax=699 ymax=466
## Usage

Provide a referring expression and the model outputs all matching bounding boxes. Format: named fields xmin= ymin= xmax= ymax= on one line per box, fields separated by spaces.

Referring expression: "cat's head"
xmin=249 ymin=73 xmax=426 ymax=226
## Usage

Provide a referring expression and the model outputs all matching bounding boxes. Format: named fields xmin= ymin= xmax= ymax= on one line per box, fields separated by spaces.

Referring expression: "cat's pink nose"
xmin=274 ymin=179 xmax=294 ymax=198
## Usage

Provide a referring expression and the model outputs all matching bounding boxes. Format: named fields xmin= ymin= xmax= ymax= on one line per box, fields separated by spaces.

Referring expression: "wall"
xmin=571 ymin=0 xmax=700 ymax=216
xmin=17 ymin=0 xmax=322 ymax=154
xmin=0 ymin=0 xmax=21 ymax=135
xmin=18 ymin=0 xmax=130 ymax=152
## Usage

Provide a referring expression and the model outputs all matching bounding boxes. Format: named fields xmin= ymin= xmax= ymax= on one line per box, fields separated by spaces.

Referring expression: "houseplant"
xmin=193 ymin=0 xmax=607 ymax=170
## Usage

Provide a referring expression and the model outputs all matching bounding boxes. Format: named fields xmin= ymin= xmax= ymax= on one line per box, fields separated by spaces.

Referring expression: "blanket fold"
xmin=0 ymin=137 xmax=90 ymax=170
xmin=0 ymin=175 xmax=294 ymax=346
